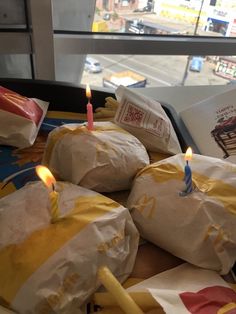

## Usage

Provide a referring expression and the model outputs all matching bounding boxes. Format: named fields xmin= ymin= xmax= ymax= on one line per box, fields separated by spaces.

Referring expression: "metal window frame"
xmin=29 ymin=0 xmax=55 ymax=80
xmin=54 ymin=32 xmax=236 ymax=56
xmin=0 ymin=32 xmax=31 ymax=54
xmin=0 ymin=0 xmax=55 ymax=80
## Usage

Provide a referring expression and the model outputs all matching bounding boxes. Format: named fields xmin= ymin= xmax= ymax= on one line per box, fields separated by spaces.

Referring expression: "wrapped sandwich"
xmin=127 ymin=153 xmax=236 ymax=274
xmin=0 ymin=180 xmax=139 ymax=313
xmin=42 ymin=121 xmax=150 ymax=192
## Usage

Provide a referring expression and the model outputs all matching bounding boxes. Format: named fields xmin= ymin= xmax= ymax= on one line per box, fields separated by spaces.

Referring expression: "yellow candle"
xmin=49 ymin=190 xmax=59 ymax=222
xmin=97 ymin=266 xmax=144 ymax=314
xmin=35 ymin=165 xmax=60 ymax=223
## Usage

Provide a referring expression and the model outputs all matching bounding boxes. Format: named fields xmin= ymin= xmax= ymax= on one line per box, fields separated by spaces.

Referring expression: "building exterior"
xmin=96 ymin=0 xmax=139 ymax=12
xmin=153 ymin=0 xmax=236 ymax=37
xmin=215 ymin=57 xmax=236 ymax=81
xmin=154 ymin=0 xmax=207 ymax=25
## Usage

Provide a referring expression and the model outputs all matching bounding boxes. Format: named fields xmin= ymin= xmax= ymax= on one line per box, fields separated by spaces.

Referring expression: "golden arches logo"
xmin=217 ymin=302 xmax=236 ymax=314
xmin=135 ymin=194 xmax=156 ymax=219
xmin=95 ymin=141 xmax=117 ymax=160
xmin=204 ymin=224 xmax=230 ymax=252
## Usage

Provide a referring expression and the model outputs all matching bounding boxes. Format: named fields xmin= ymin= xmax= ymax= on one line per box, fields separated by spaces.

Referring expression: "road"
xmin=81 ymin=54 xmax=228 ymax=89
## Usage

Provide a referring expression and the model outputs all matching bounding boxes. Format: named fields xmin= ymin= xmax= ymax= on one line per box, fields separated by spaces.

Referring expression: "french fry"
xmin=97 ymin=266 xmax=144 ymax=314
xmin=95 ymin=307 xmax=163 ymax=314
xmin=94 ymin=291 xmax=161 ymax=312
xmin=105 ymin=97 xmax=119 ymax=109
xmin=94 ymin=307 xmax=125 ymax=314
xmin=94 ymin=109 xmax=116 ymax=118
xmin=95 ymin=107 xmax=114 ymax=113
xmin=93 ymin=97 xmax=119 ymax=120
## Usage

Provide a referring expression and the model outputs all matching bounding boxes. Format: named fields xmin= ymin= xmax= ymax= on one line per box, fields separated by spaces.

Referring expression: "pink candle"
xmin=86 ymin=84 xmax=94 ymax=131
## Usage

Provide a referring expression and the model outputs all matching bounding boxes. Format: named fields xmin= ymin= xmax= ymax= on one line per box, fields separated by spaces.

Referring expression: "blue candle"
xmin=183 ymin=147 xmax=193 ymax=194
xmin=184 ymin=160 xmax=192 ymax=193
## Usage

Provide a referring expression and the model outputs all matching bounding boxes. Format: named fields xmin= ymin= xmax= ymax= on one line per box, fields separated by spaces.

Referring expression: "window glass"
xmin=0 ymin=55 xmax=32 ymax=78
xmin=80 ymin=54 xmax=232 ymax=88
xmin=94 ymin=0 xmax=235 ymax=37
xmin=52 ymin=0 xmax=95 ymax=31
xmin=0 ymin=0 xmax=26 ymax=28
xmin=55 ymin=54 xmax=86 ymax=83
xmin=51 ymin=1 xmax=236 ymax=87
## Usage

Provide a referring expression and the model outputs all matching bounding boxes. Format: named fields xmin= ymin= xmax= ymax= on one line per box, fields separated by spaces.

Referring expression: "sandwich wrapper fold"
xmin=0 ymin=181 xmax=139 ymax=313
xmin=127 ymin=153 xmax=236 ymax=275
xmin=42 ymin=121 xmax=150 ymax=192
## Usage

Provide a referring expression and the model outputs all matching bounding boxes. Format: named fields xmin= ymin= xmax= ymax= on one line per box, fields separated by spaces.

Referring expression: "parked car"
xmin=84 ymin=57 xmax=102 ymax=73
xmin=189 ymin=56 xmax=204 ymax=72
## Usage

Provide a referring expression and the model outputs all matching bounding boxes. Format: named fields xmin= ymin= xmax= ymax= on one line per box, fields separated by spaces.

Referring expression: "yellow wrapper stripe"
xmin=138 ymin=163 xmax=236 ymax=215
xmin=0 ymin=195 xmax=120 ymax=303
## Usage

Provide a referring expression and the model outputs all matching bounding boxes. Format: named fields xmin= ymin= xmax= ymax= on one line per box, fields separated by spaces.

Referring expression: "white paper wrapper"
xmin=42 ymin=121 xmax=150 ymax=192
xmin=128 ymin=263 xmax=235 ymax=314
xmin=0 ymin=86 xmax=48 ymax=148
xmin=0 ymin=181 xmax=139 ymax=314
xmin=127 ymin=153 xmax=236 ymax=274
xmin=114 ymin=85 xmax=182 ymax=155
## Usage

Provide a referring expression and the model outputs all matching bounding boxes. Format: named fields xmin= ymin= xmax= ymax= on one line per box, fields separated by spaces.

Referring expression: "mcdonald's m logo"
xmin=180 ymin=286 xmax=236 ymax=314
xmin=135 ymin=194 xmax=156 ymax=219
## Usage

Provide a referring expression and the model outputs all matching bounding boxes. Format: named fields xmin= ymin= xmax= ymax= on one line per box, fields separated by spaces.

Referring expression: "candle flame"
xmin=185 ymin=147 xmax=192 ymax=161
xmin=35 ymin=165 xmax=56 ymax=190
xmin=86 ymin=84 xmax=91 ymax=99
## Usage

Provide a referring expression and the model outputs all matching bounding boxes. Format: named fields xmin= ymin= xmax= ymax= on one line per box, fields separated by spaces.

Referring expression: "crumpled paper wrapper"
xmin=0 ymin=86 xmax=48 ymax=148
xmin=42 ymin=121 xmax=150 ymax=192
xmin=0 ymin=181 xmax=139 ymax=313
xmin=127 ymin=153 xmax=236 ymax=274
xmin=114 ymin=86 xmax=182 ymax=155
